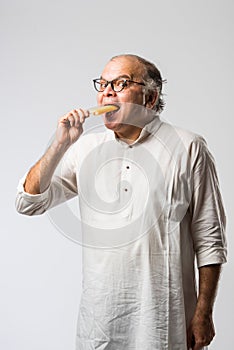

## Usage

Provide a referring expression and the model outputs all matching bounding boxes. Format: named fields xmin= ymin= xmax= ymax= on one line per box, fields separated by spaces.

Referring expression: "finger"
xmin=59 ymin=108 xmax=89 ymax=128
xmin=67 ymin=113 xmax=76 ymax=127
xmin=67 ymin=110 xmax=80 ymax=127
xmin=69 ymin=109 xmax=81 ymax=128
xmin=76 ymin=108 xmax=89 ymax=124
xmin=83 ymin=108 xmax=90 ymax=118
xmin=192 ymin=338 xmax=207 ymax=350
xmin=78 ymin=108 xmax=90 ymax=119
xmin=74 ymin=109 xmax=85 ymax=125
xmin=59 ymin=114 xmax=72 ymax=126
xmin=190 ymin=335 xmax=196 ymax=349
xmin=68 ymin=109 xmax=84 ymax=127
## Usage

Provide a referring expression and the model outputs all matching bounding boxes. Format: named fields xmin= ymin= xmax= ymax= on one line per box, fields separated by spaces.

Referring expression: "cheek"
xmin=124 ymin=90 xmax=143 ymax=105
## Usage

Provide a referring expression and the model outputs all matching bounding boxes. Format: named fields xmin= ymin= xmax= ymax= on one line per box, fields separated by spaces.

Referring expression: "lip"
xmin=104 ymin=109 xmax=119 ymax=123
xmin=103 ymin=103 xmax=120 ymax=117
xmin=104 ymin=103 xmax=119 ymax=108
xmin=103 ymin=99 xmax=119 ymax=105
xmin=105 ymin=111 xmax=117 ymax=120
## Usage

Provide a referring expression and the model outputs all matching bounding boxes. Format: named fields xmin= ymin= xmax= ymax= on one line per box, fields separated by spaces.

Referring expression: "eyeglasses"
xmin=93 ymin=77 xmax=145 ymax=92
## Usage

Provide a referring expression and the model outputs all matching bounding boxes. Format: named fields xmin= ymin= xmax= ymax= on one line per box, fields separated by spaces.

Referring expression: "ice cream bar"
xmin=89 ymin=104 xmax=119 ymax=116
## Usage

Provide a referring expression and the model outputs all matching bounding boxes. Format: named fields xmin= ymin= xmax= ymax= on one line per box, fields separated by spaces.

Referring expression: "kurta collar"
xmin=112 ymin=115 xmax=162 ymax=146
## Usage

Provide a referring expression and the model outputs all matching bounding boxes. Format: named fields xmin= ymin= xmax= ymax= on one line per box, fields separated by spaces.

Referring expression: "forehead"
xmin=101 ymin=57 xmax=144 ymax=80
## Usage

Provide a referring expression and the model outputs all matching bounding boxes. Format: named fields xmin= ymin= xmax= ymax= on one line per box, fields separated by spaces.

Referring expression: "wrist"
xmin=195 ymin=299 xmax=213 ymax=317
xmin=50 ymin=139 xmax=70 ymax=155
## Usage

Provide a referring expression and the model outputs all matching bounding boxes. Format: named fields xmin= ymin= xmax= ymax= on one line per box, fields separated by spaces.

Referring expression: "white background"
xmin=1 ymin=0 xmax=233 ymax=349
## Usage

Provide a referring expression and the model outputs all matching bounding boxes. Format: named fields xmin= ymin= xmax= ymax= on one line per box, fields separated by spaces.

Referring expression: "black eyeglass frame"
xmin=93 ymin=78 xmax=145 ymax=92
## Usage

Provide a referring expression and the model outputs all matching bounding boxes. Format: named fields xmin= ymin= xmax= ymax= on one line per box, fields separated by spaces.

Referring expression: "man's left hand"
xmin=187 ymin=311 xmax=215 ymax=350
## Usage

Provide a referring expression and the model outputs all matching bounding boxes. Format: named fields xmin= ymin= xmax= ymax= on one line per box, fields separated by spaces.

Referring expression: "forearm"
xmin=24 ymin=140 xmax=68 ymax=194
xmin=196 ymin=264 xmax=221 ymax=316
xmin=187 ymin=264 xmax=222 ymax=349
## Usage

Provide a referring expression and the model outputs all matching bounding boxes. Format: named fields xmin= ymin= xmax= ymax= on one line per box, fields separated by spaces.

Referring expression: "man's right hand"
xmin=24 ymin=108 xmax=89 ymax=194
xmin=55 ymin=108 xmax=89 ymax=149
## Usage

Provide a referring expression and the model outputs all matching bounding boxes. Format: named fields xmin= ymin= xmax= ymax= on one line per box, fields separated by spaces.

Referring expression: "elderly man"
xmin=16 ymin=54 xmax=227 ymax=350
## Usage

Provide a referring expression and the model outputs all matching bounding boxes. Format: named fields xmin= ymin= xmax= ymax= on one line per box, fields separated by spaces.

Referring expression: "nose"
xmin=102 ymin=82 xmax=117 ymax=97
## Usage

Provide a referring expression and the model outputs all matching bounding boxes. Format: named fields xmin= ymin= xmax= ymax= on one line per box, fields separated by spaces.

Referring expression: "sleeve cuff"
xmin=17 ymin=172 xmax=51 ymax=203
xmin=196 ymin=247 xmax=227 ymax=267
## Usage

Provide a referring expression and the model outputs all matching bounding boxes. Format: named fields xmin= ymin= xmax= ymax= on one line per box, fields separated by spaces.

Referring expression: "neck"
xmin=115 ymin=126 xmax=142 ymax=144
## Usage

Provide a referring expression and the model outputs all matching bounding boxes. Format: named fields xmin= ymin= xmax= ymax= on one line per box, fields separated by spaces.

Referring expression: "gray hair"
xmin=111 ymin=54 xmax=166 ymax=114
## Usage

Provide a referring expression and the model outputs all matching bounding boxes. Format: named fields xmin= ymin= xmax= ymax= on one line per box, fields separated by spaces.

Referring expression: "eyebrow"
xmin=100 ymin=74 xmax=132 ymax=81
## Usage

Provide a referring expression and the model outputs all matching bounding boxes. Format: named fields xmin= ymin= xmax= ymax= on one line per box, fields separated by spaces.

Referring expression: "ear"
xmin=145 ymin=91 xmax=158 ymax=109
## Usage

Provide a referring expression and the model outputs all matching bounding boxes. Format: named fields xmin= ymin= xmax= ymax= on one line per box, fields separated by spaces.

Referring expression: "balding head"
xmin=110 ymin=54 xmax=165 ymax=113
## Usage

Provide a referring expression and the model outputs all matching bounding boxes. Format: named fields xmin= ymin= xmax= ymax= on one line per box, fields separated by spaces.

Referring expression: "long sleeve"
xmin=16 ymin=144 xmax=78 ymax=216
xmin=189 ymin=137 xmax=227 ymax=267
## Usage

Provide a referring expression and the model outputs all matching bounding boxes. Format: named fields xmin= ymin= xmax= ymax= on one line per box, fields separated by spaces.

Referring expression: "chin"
xmin=103 ymin=113 xmax=120 ymax=130
xmin=104 ymin=121 xmax=121 ymax=131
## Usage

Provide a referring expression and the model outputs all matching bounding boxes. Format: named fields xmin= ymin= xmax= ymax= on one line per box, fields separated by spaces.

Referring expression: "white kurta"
xmin=16 ymin=116 xmax=227 ymax=350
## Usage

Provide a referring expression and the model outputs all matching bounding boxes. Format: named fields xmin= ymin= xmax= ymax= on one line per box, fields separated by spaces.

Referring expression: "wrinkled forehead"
xmin=101 ymin=57 xmax=145 ymax=80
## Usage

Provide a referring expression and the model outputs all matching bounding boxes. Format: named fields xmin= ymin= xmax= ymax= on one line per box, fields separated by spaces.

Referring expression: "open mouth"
xmin=104 ymin=104 xmax=120 ymax=119
xmin=89 ymin=104 xmax=120 ymax=116
xmin=104 ymin=103 xmax=119 ymax=112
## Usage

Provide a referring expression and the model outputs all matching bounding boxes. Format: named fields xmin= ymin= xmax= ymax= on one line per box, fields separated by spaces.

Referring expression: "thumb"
xmin=192 ymin=339 xmax=204 ymax=350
